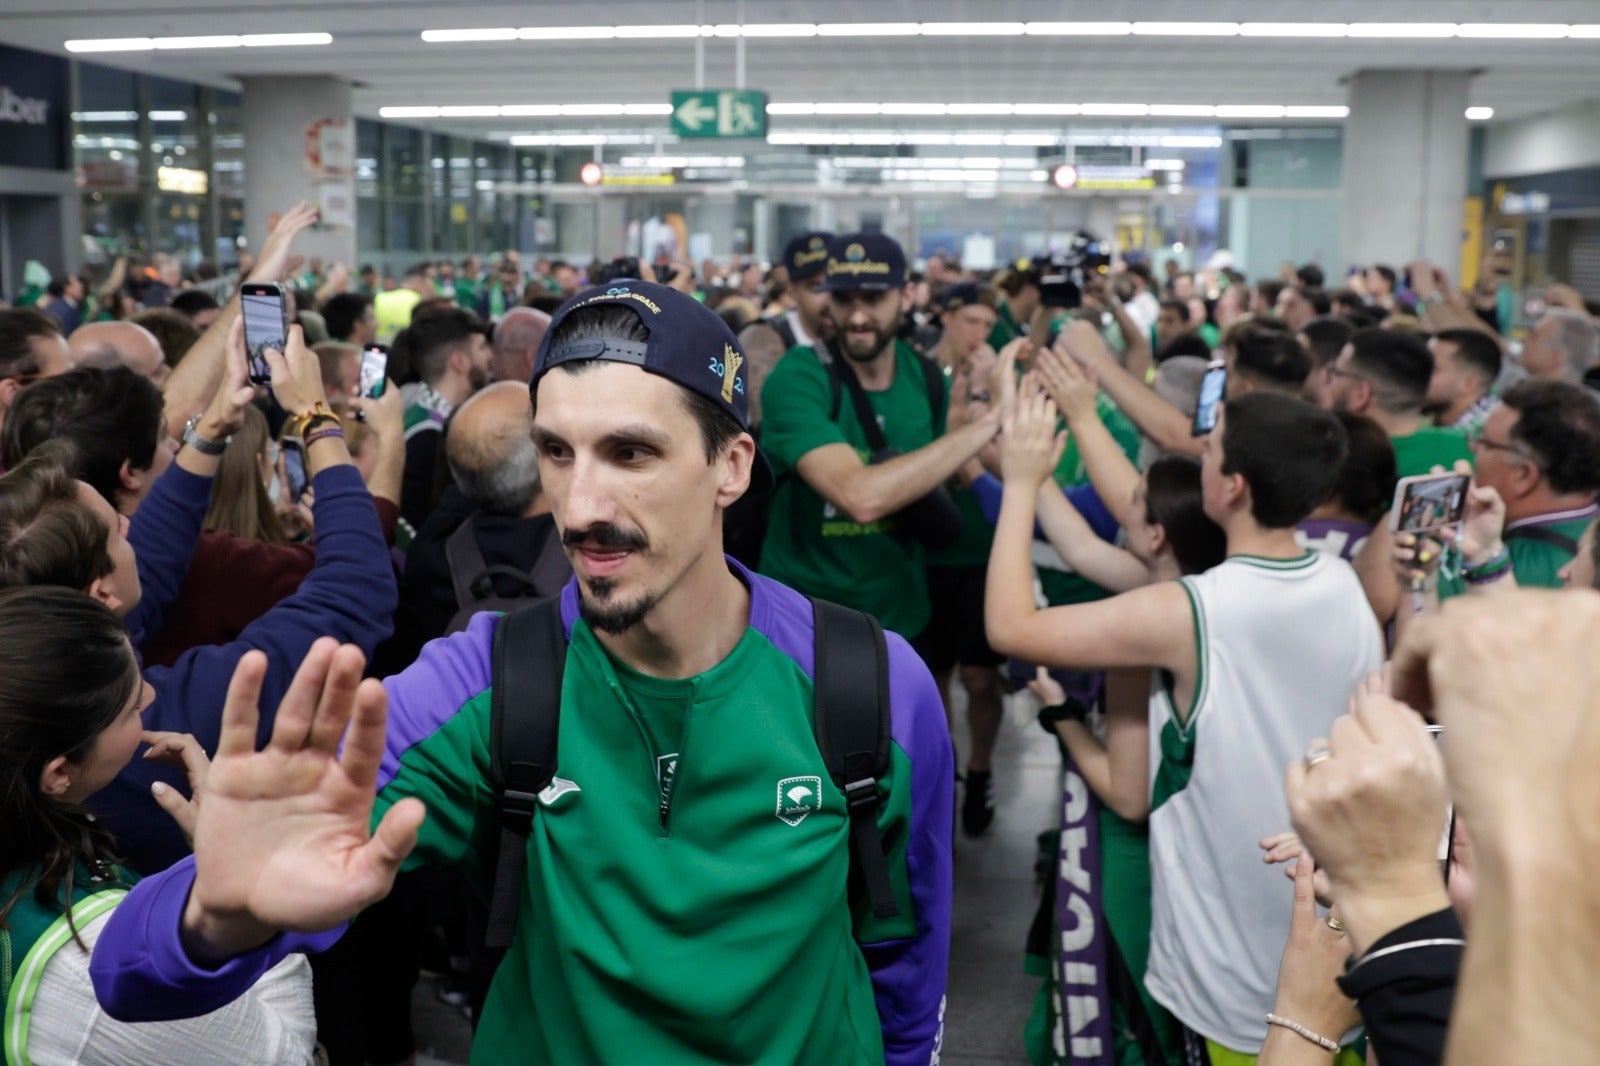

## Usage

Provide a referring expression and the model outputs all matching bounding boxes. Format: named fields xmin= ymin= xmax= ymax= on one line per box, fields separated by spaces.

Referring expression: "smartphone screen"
xmin=359 ymin=347 xmax=388 ymax=399
xmin=1391 ymin=472 xmax=1471 ymax=534
xmin=281 ymin=437 xmax=309 ymax=504
xmin=1191 ymin=361 xmax=1226 ymax=435
xmin=241 ymin=284 xmax=287 ymax=385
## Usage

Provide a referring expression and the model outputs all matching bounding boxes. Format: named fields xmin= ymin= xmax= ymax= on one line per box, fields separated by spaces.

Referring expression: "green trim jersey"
xmin=758 ymin=340 xmax=946 ymax=638
xmin=1144 ymin=553 xmax=1383 ymax=1052
xmin=1506 ymin=504 xmax=1599 ymax=588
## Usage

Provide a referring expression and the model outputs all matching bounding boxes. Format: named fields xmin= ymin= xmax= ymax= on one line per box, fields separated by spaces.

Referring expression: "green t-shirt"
xmin=1506 ymin=509 xmax=1598 ymax=589
xmin=1038 ymin=398 xmax=1144 ymax=607
xmin=758 ymin=341 xmax=943 ymax=639
xmin=1391 ymin=425 xmax=1473 ymax=479
xmin=988 ymin=300 xmax=1019 ymax=351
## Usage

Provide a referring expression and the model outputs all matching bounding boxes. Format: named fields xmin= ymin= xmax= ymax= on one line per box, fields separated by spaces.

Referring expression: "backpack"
xmin=442 ymin=517 xmax=572 ymax=636
xmin=483 ymin=595 xmax=898 ymax=949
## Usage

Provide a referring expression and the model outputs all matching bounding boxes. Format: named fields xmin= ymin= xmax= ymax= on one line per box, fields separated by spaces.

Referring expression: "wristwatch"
xmin=181 ymin=414 xmax=230 ymax=456
xmin=1037 ymin=698 xmax=1091 ymax=735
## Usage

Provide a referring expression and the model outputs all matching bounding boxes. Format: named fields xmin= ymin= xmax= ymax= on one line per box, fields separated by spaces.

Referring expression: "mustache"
xmin=563 ymin=523 xmax=648 ymax=552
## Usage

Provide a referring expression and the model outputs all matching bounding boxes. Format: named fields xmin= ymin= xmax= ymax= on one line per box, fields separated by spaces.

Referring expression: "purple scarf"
xmin=1051 ymin=755 xmax=1114 ymax=1065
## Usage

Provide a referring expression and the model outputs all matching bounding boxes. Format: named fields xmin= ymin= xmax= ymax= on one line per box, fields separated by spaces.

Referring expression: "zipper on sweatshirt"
xmin=657 ymin=703 xmax=694 ymax=837
xmin=605 ymin=676 xmax=688 ymax=839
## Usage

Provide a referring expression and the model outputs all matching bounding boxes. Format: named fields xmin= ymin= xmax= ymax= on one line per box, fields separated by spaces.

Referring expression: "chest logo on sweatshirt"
xmin=537 ymin=777 xmax=582 ymax=807
xmin=776 ymin=776 xmax=823 ymax=826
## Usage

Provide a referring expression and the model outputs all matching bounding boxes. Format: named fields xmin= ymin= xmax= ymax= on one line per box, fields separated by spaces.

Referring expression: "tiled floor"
xmin=409 ymin=687 xmax=1063 ymax=1065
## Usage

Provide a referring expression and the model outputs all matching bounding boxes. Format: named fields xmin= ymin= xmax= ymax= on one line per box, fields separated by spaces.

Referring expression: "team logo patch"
xmin=776 ymin=775 xmax=823 ymax=826
xmin=537 ymin=776 xmax=582 ymax=806
xmin=844 ymin=242 xmax=866 ymax=262
xmin=606 ymin=286 xmax=630 ymax=296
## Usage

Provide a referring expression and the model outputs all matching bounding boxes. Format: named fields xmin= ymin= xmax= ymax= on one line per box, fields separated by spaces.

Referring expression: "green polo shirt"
xmin=1391 ymin=425 xmax=1473 ymax=479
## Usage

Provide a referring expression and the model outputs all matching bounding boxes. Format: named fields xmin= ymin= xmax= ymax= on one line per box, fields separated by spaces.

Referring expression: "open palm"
xmin=185 ymin=640 xmax=424 ymax=957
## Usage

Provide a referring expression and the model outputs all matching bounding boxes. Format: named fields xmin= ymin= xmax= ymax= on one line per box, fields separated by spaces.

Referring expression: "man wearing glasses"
xmin=1466 ymin=379 xmax=1600 ymax=588
xmin=1325 ymin=327 xmax=1472 ymax=477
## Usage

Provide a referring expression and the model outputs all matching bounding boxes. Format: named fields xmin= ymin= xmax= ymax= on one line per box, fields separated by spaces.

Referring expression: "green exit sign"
xmin=670 ymin=90 xmax=768 ymax=139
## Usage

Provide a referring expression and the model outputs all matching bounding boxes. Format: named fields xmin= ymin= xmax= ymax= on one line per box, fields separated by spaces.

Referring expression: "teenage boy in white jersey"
xmin=987 ymin=385 xmax=1383 ymax=1061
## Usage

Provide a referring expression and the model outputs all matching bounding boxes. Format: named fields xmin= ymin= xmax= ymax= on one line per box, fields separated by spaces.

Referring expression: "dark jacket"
xmin=94 ymin=464 xmax=399 ymax=872
xmin=1338 ymin=907 xmax=1464 ymax=1066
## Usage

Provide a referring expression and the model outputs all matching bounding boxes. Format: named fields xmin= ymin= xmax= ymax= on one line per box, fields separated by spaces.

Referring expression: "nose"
xmin=554 ymin=452 xmax=619 ymax=535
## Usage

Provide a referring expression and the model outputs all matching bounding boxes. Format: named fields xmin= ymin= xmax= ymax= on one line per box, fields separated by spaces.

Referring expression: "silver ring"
xmin=1303 ymin=746 xmax=1333 ymax=769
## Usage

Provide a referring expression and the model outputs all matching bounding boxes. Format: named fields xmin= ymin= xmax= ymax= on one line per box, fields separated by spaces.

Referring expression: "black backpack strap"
xmin=1504 ymin=524 xmax=1581 ymax=555
xmin=914 ymin=351 xmax=947 ymax=429
xmin=811 ymin=597 xmax=898 ymax=918
xmin=825 ymin=343 xmax=893 ymax=454
xmin=486 ymin=598 xmax=567 ymax=949
xmin=445 ymin=519 xmax=492 ymax=611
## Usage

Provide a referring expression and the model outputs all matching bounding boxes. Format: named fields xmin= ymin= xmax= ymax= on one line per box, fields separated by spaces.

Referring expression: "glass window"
xmin=147 ymin=76 xmax=206 ymax=266
xmin=75 ymin=63 xmax=141 ymax=261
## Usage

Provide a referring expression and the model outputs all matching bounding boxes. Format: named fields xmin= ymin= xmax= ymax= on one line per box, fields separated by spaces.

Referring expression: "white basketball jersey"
xmin=1143 ymin=552 xmax=1383 ymax=1052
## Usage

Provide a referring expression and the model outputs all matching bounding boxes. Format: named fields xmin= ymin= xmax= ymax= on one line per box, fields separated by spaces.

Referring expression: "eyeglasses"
xmin=1468 ymin=431 xmax=1528 ymax=459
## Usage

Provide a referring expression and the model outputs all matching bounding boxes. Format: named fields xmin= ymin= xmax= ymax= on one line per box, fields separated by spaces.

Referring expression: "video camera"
xmin=1038 ymin=232 xmax=1113 ymax=310
xmin=594 ymin=256 xmax=680 ymax=287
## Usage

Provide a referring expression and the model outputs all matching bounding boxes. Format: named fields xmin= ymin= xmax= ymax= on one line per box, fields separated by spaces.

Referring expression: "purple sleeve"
xmin=865 ymin=633 xmax=954 ymax=1066
xmin=972 ymin=473 xmax=1119 ymax=545
xmin=124 ymin=464 xmax=213 ymax=649
xmin=89 ymin=856 xmax=341 ymax=1023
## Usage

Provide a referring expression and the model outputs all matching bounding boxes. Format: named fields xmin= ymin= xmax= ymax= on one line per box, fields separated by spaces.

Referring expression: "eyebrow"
xmin=531 ymin=422 xmax=672 ymax=452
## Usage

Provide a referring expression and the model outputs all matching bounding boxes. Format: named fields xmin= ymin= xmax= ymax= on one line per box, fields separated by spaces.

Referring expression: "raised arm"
xmin=1035 ymin=486 xmax=1149 ymax=594
xmin=1056 ymin=318 xmax=1201 ymax=457
xmin=1036 ymin=345 xmax=1143 ymax=529
xmin=1038 ymin=666 xmax=1152 ymax=821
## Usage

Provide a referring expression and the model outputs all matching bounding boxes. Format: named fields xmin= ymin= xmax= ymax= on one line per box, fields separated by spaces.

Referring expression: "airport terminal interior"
xmin=2 ymin=3 xmax=1600 ymax=1065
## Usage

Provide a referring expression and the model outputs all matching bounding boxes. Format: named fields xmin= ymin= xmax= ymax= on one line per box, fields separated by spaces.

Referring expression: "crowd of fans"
xmin=1 ymin=198 xmax=1599 ymax=1066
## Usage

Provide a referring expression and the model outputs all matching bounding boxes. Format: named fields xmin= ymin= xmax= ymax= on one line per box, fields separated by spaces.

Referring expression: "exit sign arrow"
xmin=674 ymin=96 xmax=717 ymax=132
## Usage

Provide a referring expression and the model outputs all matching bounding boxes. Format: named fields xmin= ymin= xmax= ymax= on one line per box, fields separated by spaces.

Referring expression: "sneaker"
xmin=962 ymin=769 xmax=995 ymax=836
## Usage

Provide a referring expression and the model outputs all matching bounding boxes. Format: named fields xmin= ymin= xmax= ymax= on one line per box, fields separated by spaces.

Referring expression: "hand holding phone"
xmin=279 ymin=436 xmax=310 ymax=505
xmin=1192 ymin=360 xmax=1226 ymax=435
xmin=240 ymin=282 xmax=291 ymax=386
xmin=358 ymin=346 xmax=388 ymax=401
xmin=1390 ymin=472 xmax=1471 ymax=535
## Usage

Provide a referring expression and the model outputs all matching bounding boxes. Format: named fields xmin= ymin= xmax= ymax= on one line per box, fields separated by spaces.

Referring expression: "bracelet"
xmin=304 ymin=426 xmax=346 ymax=447
xmin=284 ymin=402 xmax=340 ymax=439
xmin=1462 ymin=545 xmax=1512 ymax=585
xmin=1265 ymin=1013 xmax=1340 ymax=1053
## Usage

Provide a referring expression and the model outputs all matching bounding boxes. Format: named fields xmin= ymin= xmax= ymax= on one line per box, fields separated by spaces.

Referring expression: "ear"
xmin=0 ymin=377 xmax=22 ymax=410
xmin=713 ymin=434 xmax=757 ymax=510
xmin=1147 ymin=521 xmax=1170 ymax=556
xmin=447 ymin=346 xmax=470 ymax=375
xmin=85 ymin=576 xmax=123 ymax=614
xmin=118 ymin=458 xmax=146 ymax=498
xmin=39 ymin=754 xmax=73 ymax=799
xmin=1224 ymin=470 xmax=1250 ymax=512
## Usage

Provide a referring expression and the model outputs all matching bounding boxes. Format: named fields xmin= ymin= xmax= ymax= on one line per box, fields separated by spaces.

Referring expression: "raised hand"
xmin=143 ymin=730 xmax=211 ymax=846
xmin=245 ymin=201 xmax=319 ymax=285
xmin=181 ymin=640 xmax=425 ymax=963
xmin=1266 ymin=853 xmax=1362 ymax=1044
xmin=1036 ymin=345 xmax=1099 ymax=424
xmin=260 ymin=325 xmax=330 ymax=418
xmin=199 ymin=319 xmax=256 ymax=440
xmin=999 ymin=374 xmax=1065 ymax=490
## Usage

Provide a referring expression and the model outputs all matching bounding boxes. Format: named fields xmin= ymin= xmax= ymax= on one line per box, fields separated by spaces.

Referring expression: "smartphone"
xmin=240 ymin=281 xmax=290 ymax=386
xmin=1390 ymin=471 xmax=1470 ymax=534
xmin=280 ymin=435 xmax=309 ymax=505
xmin=1191 ymin=360 xmax=1226 ymax=436
xmin=359 ymin=345 xmax=388 ymax=400
xmin=1426 ymin=725 xmax=1456 ymax=873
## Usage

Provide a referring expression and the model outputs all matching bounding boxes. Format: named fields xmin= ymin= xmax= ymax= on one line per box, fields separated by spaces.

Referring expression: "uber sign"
xmin=0 ymin=44 xmax=67 ymax=171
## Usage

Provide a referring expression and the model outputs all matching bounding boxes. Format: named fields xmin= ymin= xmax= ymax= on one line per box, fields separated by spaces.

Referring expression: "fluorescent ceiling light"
xmin=1344 ymin=23 xmax=1456 ymax=38
xmin=1465 ymin=106 xmax=1495 ymax=120
xmin=1149 ymin=104 xmax=1216 ymax=117
xmin=72 ymin=110 xmax=139 ymax=121
xmin=499 ymin=105 xmax=561 ymax=117
xmin=379 ymin=106 xmax=442 ymax=118
xmin=1024 ymin=22 xmax=1132 ymax=35
xmin=812 ymin=103 xmax=883 ymax=115
xmin=422 ymin=28 xmax=518 ymax=42
xmin=240 ymin=33 xmax=332 ymax=46
xmin=919 ymin=22 xmax=1024 ymax=36
xmin=1131 ymin=22 xmax=1239 ymax=36
xmin=766 ymin=103 xmax=818 ymax=115
xmin=1014 ymin=104 xmax=1081 ymax=116
xmin=615 ymin=25 xmax=702 ymax=38
xmin=1215 ymin=105 xmax=1287 ymax=118
xmin=1457 ymin=23 xmax=1567 ymax=38
xmin=881 ymin=103 xmax=949 ymax=115
xmin=148 ymin=110 xmax=189 ymax=121
xmin=1570 ymin=25 xmax=1600 ymax=38
xmin=947 ymin=103 xmax=1015 ymax=116
xmin=622 ymin=103 xmax=674 ymax=116
xmin=438 ymin=105 xmax=502 ymax=118
xmin=1239 ymin=23 xmax=1348 ymax=37
xmin=561 ymin=104 xmax=627 ymax=116
xmin=153 ymin=35 xmax=241 ymax=48
xmin=1285 ymin=105 xmax=1349 ymax=118
xmin=816 ymin=23 xmax=920 ymax=36
xmin=519 ymin=26 xmax=617 ymax=40
xmin=1004 ymin=134 xmax=1061 ymax=147
xmin=1081 ymin=103 xmax=1151 ymax=116
xmin=65 ymin=37 xmax=155 ymax=52
xmin=734 ymin=24 xmax=819 ymax=37
xmin=1144 ymin=159 xmax=1187 ymax=170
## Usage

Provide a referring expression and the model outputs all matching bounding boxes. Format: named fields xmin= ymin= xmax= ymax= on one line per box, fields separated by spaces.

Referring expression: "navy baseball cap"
xmin=533 ymin=280 xmax=754 ymax=430
xmin=940 ymin=281 xmax=997 ymax=312
xmin=822 ymin=232 xmax=907 ymax=293
xmin=782 ymin=231 xmax=833 ymax=282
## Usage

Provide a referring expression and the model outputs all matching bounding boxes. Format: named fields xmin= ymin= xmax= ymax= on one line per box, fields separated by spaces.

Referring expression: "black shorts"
xmin=918 ymin=564 xmax=1005 ymax=674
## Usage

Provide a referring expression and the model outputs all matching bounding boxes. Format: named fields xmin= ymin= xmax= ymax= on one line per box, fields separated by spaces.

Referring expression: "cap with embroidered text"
xmin=782 ymin=231 xmax=833 ymax=283
xmin=940 ymin=282 xmax=997 ymax=313
xmin=821 ymin=232 xmax=907 ymax=293
xmin=533 ymin=280 xmax=753 ymax=430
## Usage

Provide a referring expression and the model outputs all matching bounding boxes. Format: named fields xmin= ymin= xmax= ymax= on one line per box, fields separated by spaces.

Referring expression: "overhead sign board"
xmin=670 ymin=90 xmax=767 ymax=139
xmin=0 ymin=44 xmax=67 ymax=171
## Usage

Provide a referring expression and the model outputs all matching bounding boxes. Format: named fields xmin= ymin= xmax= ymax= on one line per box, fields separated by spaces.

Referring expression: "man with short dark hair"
xmin=1230 ymin=330 xmax=1312 ymax=396
xmin=987 ymin=389 xmax=1381 ymax=1060
xmin=398 ymin=306 xmax=492 ymax=545
xmin=751 ymin=231 xmax=833 ymax=352
xmin=550 ymin=260 xmax=583 ymax=298
xmin=1365 ymin=263 xmax=1405 ymax=312
xmin=990 ymin=259 xmax=1042 ymax=349
xmin=1295 ymin=262 xmax=1325 ymax=290
xmin=169 ymin=288 xmax=222 ymax=331
xmin=323 ymin=291 xmax=377 ymax=347
xmin=1298 ymin=315 xmax=1355 ymax=407
xmin=43 ymin=274 xmax=84 ymax=336
xmin=92 ymin=281 xmax=953 ymax=1066
xmin=1326 ymin=327 xmax=1472 ymax=476
xmin=0 ymin=308 xmax=73 ymax=430
xmin=1468 ymin=379 xmax=1600 ymax=587
xmin=1252 ymin=278 xmax=1286 ymax=319
xmin=132 ymin=308 xmax=201 ymax=372
xmin=1275 ymin=285 xmax=1329 ymax=331
xmin=1426 ymin=328 xmax=1503 ymax=434
xmin=1155 ymin=298 xmax=1190 ymax=353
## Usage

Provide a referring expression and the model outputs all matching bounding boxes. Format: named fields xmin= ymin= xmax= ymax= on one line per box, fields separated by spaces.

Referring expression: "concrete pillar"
xmin=240 ymin=76 xmax=357 ymax=267
xmin=1341 ymin=70 xmax=1471 ymax=272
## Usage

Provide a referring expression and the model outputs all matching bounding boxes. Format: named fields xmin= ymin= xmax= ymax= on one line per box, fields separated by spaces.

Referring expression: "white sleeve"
xmin=24 ymin=909 xmax=317 ymax=1066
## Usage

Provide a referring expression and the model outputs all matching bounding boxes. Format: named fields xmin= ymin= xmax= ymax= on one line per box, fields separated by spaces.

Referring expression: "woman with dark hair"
xmin=1297 ymin=411 xmax=1398 ymax=562
xmin=0 ymin=586 xmax=315 ymax=1064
